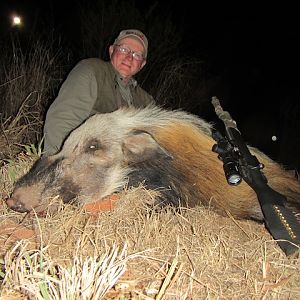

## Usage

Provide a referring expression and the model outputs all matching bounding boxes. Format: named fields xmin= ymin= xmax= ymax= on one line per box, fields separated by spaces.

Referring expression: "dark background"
xmin=1 ymin=1 xmax=299 ymax=170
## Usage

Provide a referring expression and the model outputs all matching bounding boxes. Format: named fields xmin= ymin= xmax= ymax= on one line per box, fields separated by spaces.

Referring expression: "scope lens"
xmin=228 ymin=174 xmax=242 ymax=185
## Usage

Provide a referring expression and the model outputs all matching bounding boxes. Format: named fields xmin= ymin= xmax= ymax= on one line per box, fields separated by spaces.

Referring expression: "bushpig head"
xmin=7 ymin=107 xmax=179 ymax=213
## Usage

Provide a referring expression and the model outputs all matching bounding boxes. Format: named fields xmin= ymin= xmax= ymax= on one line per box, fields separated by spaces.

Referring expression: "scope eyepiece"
xmin=223 ymin=160 xmax=242 ymax=185
xmin=212 ymin=137 xmax=242 ymax=186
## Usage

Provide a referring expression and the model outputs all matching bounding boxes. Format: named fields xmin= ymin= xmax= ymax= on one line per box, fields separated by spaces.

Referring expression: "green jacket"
xmin=43 ymin=58 xmax=154 ymax=155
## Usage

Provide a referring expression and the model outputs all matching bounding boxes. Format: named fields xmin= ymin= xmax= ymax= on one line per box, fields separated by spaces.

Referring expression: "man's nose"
xmin=125 ymin=53 xmax=133 ymax=60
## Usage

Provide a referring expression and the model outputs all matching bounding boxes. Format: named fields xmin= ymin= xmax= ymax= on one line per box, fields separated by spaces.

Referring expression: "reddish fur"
xmin=152 ymin=122 xmax=300 ymax=219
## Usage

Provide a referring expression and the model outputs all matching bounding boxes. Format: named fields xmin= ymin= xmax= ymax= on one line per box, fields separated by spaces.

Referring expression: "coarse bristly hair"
xmin=7 ymin=105 xmax=300 ymax=222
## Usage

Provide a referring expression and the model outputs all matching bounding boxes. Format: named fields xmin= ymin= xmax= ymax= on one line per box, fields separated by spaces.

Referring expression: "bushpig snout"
xmin=6 ymin=156 xmax=66 ymax=213
xmin=6 ymin=196 xmax=28 ymax=213
xmin=7 ymin=185 xmax=46 ymax=213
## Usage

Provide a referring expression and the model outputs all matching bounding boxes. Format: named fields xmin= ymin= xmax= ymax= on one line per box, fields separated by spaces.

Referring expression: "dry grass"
xmin=0 ymin=36 xmax=65 ymax=160
xmin=0 ymin=155 xmax=300 ymax=299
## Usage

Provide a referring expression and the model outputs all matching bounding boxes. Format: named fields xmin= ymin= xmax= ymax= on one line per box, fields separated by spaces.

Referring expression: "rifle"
xmin=211 ymin=96 xmax=300 ymax=256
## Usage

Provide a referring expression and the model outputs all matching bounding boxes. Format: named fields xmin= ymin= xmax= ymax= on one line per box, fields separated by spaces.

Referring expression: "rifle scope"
xmin=212 ymin=142 xmax=242 ymax=186
xmin=223 ymin=157 xmax=242 ymax=185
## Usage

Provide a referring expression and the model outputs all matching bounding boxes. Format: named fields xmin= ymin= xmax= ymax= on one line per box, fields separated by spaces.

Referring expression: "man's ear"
xmin=109 ymin=45 xmax=114 ymax=59
xmin=140 ymin=60 xmax=146 ymax=70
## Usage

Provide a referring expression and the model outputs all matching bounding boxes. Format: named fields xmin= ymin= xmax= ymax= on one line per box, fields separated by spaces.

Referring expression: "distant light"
xmin=11 ymin=14 xmax=22 ymax=27
xmin=272 ymin=135 xmax=277 ymax=141
xmin=13 ymin=16 xmax=21 ymax=25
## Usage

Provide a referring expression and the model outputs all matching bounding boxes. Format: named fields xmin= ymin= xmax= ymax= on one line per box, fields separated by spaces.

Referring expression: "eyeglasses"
xmin=114 ymin=44 xmax=145 ymax=61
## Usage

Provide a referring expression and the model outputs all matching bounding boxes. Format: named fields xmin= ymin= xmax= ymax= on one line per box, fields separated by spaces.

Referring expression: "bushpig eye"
xmin=85 ymin=138 xmax=100 ymax=153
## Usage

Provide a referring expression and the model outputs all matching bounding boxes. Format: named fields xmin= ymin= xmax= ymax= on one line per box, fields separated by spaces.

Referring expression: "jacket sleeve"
xmin=43 ymin=60 xmax=98 ymax=155
xmin=143 ymin=92 xmax=155 ymax=106
xmin=134 ymin=86 xmax=156 ymax=108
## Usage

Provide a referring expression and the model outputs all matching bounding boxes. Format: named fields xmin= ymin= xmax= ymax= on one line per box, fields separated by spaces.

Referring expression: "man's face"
xmin=109 ymin=37 xmax=146 ymax=81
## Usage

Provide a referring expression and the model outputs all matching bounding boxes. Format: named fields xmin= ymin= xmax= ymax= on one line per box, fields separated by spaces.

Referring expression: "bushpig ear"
xmin=122 ymin=131 xmax=173 ymax=164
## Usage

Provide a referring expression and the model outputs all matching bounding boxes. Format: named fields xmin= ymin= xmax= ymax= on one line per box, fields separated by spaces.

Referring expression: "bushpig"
xmin=6 ymin=105 xmax=300 ymax=220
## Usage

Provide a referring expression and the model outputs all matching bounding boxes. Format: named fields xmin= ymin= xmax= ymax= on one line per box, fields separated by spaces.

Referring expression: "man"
xmin=43 ymin=29 xmax=154 ymax=155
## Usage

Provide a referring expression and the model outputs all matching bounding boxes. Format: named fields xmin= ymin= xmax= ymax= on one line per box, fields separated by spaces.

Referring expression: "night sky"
xmin=1 ymin=1 xmax=300 ymax=170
